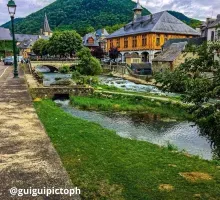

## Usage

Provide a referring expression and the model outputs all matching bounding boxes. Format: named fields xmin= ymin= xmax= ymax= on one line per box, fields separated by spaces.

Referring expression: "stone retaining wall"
xmin=30 ymin=86 xmax=94 ymax=99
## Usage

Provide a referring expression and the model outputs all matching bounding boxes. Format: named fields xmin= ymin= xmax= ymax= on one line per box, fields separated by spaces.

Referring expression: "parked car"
xmin=4 ymin=57 xmax=14 ymax=65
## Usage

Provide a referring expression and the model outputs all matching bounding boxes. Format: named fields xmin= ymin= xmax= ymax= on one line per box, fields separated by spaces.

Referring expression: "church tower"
xmin=42 ymin=13 xmax=53 ymax=36
xmin=133 ymin=0 xmax=143 ymax=20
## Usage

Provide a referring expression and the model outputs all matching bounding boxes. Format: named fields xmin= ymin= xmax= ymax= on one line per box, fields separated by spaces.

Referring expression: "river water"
xmin=55 ymin=100 xmax=214 ymax=160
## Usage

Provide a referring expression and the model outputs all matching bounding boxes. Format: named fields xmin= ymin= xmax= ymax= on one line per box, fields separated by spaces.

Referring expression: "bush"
xmin=72 ymin=71 xmax=81 ymax=80
xmin=77 ymin=47 xmax=103 ymax=75
xmin=59 ymin=65 xmax=70 ymax=74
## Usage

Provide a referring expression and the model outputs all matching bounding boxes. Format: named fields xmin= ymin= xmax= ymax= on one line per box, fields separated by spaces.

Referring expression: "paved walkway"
xmin=0 ymin=64 xmax=80 ymax=200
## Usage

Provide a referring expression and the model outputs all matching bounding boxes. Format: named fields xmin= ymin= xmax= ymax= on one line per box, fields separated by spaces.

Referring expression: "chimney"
xmin=206 ymin=18 xmax=211 ymax=23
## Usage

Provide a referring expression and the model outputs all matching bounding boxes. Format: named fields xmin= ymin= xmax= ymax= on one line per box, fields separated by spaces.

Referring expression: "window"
xmin=133 ymin=58 xmax=140 ymax=63
xmin=87 ymin=37 xmax=94 ymax=44
xmin=132 ymin=36 xmax=137 ymax=48
xmin=156 ymin=35 xmax=160 ymax=46
xmin=211 ymin=31 xmax=215 ymax=41
xmin=142 ymin=34 xmax=147 ymax=46
xmin=116 ymin=38 xmax=120 ymax=48
xmin=218 ymin=30 xmax=220 ymax=40
xmin=110 ymin=40 xmax=113 ymax=48
xmin=164 ymin=35 xmax=168 ymax=43
xmin=124 ymin=37 xmax=128 ymax=48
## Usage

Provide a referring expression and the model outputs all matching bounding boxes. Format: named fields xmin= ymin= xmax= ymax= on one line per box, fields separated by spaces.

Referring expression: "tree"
xmin=48 ymin=30 xmax=82 ymax=57
xmin=91 ymin=47 xmax=104 ymax=59
xmin=155 ymin=41 xmax=220 ymax=158
xmin=154 ymin=69 xmax=190 ymax=93
xmin=109 ymin=47 xmax=120 ymax=61
xmin=32 ymin=39 xmax=49 ymax=57
xmin=77 ymin=47 xmax=102 ymax=75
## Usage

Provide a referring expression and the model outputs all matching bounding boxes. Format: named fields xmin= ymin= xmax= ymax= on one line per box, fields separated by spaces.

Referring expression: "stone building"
xmin=106 ymin=0 xmax=200 ymax=63
xmin=152 ymin=37 xmax=206 ymax=73
xmin=83 ymin=29 xmax=109 ymax=53
xmin=201 ymin=14 xmax=220 ymax=41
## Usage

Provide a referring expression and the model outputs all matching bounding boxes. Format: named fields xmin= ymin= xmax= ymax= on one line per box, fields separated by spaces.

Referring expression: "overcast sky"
xmin=0 ymin=0 xmax=219 ymax=25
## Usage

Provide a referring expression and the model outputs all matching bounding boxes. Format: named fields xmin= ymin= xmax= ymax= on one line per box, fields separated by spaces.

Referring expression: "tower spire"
xmin=43 ymin=13 xmax=52 ymax=36
xmin=133 ymin=0 xmax=143 ymax=20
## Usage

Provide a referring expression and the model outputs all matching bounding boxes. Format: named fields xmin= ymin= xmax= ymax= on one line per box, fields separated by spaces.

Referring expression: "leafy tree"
xmin=109 ymin=47 xmax=120 ymax=61
xmin=154 ymin=69 xmax=190 ymax=93
xmin=77 ymin=47 xmax=102 ymax=75
xmin=155 ymin=41 xmax=220 ymax=158
xmin=91 ymin=47 xmax=104 ymax=59
xmin=48 ymin=30 xmax=82 ymax=57
xmin=105 ymin=23 xmax=126 ymax=34
xmin=86 ymin=26 xmax=95 ymax=33
xmin=32 ymin=39 xmax=49 ymax=57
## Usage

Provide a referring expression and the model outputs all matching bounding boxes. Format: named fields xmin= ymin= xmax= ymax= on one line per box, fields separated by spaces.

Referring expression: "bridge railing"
xmin=30 ymin=57 xmax=79 ymax=62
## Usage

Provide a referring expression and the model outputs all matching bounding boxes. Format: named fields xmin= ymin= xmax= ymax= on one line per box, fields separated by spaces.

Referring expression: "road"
xmin=0 ymin=62 xmax=12 ymax=82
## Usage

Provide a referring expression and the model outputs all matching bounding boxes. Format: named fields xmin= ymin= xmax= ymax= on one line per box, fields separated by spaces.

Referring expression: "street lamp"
xmin=7 ymin=0 xmax=18 ymax=78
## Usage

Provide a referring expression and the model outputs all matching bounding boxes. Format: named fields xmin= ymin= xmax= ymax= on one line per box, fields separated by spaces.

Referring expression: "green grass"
xmin=95 ymin=84 xmax=182 ymax=102
xmin=34 ymin=100 xmax=220 ymax=200
xmin=70 ymin=94 xmax=190 ymax=120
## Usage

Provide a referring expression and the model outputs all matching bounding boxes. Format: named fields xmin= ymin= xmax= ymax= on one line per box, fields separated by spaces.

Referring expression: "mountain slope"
xmin=2 ymin=0 xmax=201 ymax=35
xmin=167 ymin=11 xmax=201 ymax=28
xmin=1 ymin=18 xmax=24 ymax=29
xmin=12 ymin=0 xmax=150 ymax=35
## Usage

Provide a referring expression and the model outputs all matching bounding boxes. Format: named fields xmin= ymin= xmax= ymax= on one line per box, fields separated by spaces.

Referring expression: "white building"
xmin=201 ymin=14 xmax=220 ymax=41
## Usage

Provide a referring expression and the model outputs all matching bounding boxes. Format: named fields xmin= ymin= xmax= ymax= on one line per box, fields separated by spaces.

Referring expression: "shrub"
xmin=72 ymin=71 xmax=81 ymax=80
xmin=77 ymin=47 xmax=103 ymax=75
xmin=59 ymin=65 xmax=70 ymax=74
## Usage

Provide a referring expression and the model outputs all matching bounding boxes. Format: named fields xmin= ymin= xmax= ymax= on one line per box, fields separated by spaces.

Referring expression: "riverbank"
xmin=70 ymin=93 xmax=190 ymax=120
xmin=34 ymin=100 xmax=220 ymax=200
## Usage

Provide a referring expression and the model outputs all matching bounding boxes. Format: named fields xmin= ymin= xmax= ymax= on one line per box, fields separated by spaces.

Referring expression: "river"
xmin=55 ymin=100 xmax=214 ymax=160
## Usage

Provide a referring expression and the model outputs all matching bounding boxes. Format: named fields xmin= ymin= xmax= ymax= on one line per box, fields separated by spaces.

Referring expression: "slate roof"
xmin=107 ymin=11 xmax=200 ymax=39
xmin=83 ymin=33 xmax=99 ymax=47
xmin=152 ymin=42 xmax=187 ymax=62
xmin=162 ymin=37 xmax=206 ymax=49
xmin=83 ymin=29 xmax=109 ymax=47
xmin=95 ymin=29 xmax=109 ymax=37
xmin=17 ymin=39 xmax=34 ymax=49
xmin=15 ymin=34 xmax=39 ymax=42
xmin=0 ymin=27 xmax=12 ymax=41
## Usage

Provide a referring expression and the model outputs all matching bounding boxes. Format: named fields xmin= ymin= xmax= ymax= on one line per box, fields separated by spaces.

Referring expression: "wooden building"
xmin=106 ymin=0 xmax=200 ymax=63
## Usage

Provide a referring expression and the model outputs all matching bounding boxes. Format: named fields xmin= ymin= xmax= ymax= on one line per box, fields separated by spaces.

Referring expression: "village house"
xmin=201 ymin=14 xmax=220 ymax=41
xmin=16 ymin=14 xmax=52 ymax=58
xmin=106 ymin=0 xmax=200 ymax=63
xmin=83 ymin=29 xmax=109 ymax=53
xmin=152 ymin=37 xmax=206 ymax=73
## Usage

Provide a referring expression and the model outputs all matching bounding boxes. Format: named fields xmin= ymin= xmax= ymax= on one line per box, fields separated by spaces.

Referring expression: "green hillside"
xmin=168 ymin=11 xmax=201 ymax=28
xmin=11 ymin=0 xmax=150 ymax=36
xmin=1 ymin=0 xmax=201 ymax=36
xmin=1 ymin=18 xmax=24 ymax=29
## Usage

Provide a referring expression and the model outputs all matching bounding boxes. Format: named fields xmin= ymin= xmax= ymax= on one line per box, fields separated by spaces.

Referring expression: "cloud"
xmin=137 ymin=0 xmax=220 ymax=20
xmin=0 ymin=0 xmax=55 ymax=24
xmin=0 ymin=0 xmax=219 ymax=25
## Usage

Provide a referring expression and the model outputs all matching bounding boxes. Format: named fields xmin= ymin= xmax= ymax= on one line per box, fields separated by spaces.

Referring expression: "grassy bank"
xmin=70 ymin=93 xmax=190 ymax=120
xmin=34 ymin=100 xmax=220 ymax=200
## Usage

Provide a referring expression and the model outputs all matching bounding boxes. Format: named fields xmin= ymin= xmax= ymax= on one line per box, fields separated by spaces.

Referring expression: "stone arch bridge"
xmin=30 ymin=60 xmax=79 ymax=72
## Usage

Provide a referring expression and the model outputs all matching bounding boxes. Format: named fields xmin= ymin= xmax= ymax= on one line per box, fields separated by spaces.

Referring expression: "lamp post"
xmin=7 ymin=0 xmax=18 ymax=78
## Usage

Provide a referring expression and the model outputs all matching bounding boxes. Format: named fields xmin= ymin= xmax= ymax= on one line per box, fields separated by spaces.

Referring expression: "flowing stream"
xmin=55 ymin=100 xmax=214 ymax=160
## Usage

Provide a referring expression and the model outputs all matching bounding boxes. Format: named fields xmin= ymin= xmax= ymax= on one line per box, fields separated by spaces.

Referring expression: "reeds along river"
xmin=55 ymin=100 xmax=217 ymax=160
